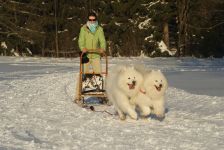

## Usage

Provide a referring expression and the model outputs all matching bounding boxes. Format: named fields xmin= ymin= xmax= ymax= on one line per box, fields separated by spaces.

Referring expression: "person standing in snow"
xmin=78 ymin=12 xmax=106 ymax=74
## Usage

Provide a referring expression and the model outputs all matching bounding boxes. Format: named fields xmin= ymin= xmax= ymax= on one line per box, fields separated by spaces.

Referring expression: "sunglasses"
xmin=88 ymin=19 xmax=96 ymax=21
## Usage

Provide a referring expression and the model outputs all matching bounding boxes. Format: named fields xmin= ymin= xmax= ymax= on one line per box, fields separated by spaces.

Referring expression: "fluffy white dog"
xmin=131 ymin=70 xmax=168 ymax=119
xmin=106 ymin=65 xmax=143 ymax=120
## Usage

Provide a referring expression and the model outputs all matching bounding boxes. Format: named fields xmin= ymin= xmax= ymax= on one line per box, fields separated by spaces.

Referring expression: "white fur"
xmin=132 ymin=70 xmax=168 ymax=118
xmin=106 ymin=65 xmax=143 ymax=120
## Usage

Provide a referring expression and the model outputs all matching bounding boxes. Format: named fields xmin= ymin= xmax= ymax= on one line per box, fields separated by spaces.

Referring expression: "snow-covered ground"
xmin=0 ymin=56 xmax=224 ymax=150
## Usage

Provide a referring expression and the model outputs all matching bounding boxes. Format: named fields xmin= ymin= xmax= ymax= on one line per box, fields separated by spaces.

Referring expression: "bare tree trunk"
xmin=54 ymin=0 xmax=59 ymax=57
xmin=42 ymin=39 xmax=45 ymax=57
xmin=177 ymin=0 xmax=190 ymax=56
xmin=13 ymin=3 xmax=19 ymax=55
xmin=13 ymin=3 xmax=17 ymax=24
xmin=163 ymin=22 xmax=169 ymax=49
xmin=162 ymin=0 xmax=169 ymax=49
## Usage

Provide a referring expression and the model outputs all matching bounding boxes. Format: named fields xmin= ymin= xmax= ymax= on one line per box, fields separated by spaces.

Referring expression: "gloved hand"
xmin=99 ymin=48 xmax=105 ymax=53
xmin=82 ymin=48 xmax=87 ymax=53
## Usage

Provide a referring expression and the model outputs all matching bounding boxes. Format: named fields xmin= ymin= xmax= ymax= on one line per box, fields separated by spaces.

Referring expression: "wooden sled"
xmin=75 ymin=50 xmax=108 ymax=107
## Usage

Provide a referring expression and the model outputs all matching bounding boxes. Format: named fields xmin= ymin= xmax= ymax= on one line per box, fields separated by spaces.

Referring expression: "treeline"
xmin=0 ymin=0 xmax=223 ymax=57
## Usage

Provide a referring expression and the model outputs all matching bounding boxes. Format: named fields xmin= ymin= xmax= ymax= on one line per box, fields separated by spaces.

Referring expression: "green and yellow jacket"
xmin=78 ymin=25 xmax=106 ymax=59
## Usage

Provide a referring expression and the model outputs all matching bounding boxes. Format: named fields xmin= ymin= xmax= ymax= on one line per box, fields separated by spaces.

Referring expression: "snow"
xmin=27 ymin=48 xmax=32 ymax=55
xmin=58 ymin=29 xmax=68 ymax=33
xmin=0 ymin=56 xmax=224 ymax=149
xmin=158 ymin=40 xmax=176 ymax=56
xmin=138 ymin=18 xmax=151 ymax=29
xmin=1 ymin=42 xmax=7 ymax=49
xmin=144 ymin=34 xmax=153 ymax=41
xmin=72 ymin=37 xmax=77 ymax=41
xmin=115 ymin=22 xmax=122 ymax=26
xmin=142 ymin=1 xmax=160 ymax=10
xmin=10 ymin=49 xmax=20 ymax=57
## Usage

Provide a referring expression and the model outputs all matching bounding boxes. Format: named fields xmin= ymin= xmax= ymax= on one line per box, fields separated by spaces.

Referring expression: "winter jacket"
xmin=78 ymin=24 xmax=106 ymax=59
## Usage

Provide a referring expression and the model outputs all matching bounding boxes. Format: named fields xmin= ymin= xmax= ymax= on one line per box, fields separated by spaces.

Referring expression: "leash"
xmin=84 ymin=105 xmax=115 ymax=116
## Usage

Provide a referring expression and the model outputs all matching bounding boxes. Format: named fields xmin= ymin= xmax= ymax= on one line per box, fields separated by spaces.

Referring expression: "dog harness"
xmin=139 ymin=88 xmax=146 ymax=94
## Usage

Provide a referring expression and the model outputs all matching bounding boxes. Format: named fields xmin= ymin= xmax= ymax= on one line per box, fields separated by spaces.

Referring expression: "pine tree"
xmin=187 ymin=0 xmax=224 ymax=57
xmin=0 ymin=0 xmax=223 ymax=57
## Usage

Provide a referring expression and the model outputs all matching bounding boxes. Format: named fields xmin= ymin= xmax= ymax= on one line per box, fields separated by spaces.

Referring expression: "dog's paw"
xmin=129 ymin=112 xmax=138 ymax=120
xmin=153 ymin=109 xmax=165 ymax=118
xmin=149 ymin=113 xmax=165 ymax=121
xmin=119 ymin=115 xmax=126 ymax=120
xmin=156 ymin=115 xmax=165 ymax=122
xmin=140 ymin=116 xmax=150 ymax=120
xmin=140 ymin=107 xmax=151 ymax=117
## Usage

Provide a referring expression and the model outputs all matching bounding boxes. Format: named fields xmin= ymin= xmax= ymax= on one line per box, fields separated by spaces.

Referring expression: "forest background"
xmin=0 ymin=0 xmax=223 ymax=58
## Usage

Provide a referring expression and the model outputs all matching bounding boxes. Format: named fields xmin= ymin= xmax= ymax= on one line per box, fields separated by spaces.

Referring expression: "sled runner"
xmin=75 ymin=50 xmax=108 ymax=107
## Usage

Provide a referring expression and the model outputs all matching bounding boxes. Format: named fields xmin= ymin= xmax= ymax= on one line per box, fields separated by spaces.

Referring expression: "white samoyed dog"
xmin=106 ymin=65 xmax=143 ymax=120
xmin=131 ymin=70 xmax=168 ymax=119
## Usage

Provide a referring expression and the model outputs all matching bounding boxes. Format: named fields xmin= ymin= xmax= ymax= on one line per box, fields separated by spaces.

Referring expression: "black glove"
xmin=79 ymin=51 xmax=89 ymax=64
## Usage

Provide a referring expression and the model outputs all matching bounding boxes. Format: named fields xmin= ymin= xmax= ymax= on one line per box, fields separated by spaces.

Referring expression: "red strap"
xmin=139 ymin=88 xmax=146 ymax=94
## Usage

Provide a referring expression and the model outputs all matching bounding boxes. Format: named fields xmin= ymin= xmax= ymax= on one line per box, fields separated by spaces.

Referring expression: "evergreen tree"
xmin=187 ymin=0 xmax=224 ymax=57
xmin=0 ymin=0 xmax=223 ymax=57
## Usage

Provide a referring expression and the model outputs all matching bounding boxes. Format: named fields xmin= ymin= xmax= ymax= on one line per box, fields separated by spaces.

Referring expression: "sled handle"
xmin=80 ymin=50 xmax=108 ymax=72
xmin=80 ymin=49 xmax=107 ymax=57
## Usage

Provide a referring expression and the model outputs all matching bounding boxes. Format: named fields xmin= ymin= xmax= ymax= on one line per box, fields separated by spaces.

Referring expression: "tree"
xmin=187 ymin=0 xmax=224 ymax=57
xmin=0 ymin=0 xmax=48 ymax=55
xmin=177 ymin=0 xmax=190 ymax=56
xmin=1 ymin=0 xmax=223 ymax=57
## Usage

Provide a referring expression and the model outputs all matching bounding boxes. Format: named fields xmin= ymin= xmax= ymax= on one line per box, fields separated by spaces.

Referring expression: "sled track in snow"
xmin=0 ymin=72 xmax=82 ymax=149
xmin=1 ymin=71 xmax=224 ymax=149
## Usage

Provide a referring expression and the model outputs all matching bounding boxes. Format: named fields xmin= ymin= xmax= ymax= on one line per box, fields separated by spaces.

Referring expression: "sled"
xmin=75 ymin=50 xmax=108 ymax=107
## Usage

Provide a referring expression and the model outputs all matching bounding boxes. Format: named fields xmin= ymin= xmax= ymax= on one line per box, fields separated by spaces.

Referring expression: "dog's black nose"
xmin=132 ymin=80 xmax=136 ymax=85
xmin=159 ymin=84 xmax=162 ymax=88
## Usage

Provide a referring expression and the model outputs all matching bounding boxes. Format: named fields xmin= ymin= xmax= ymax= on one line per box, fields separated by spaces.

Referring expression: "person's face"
xmin=88 ymin=16 xmax=96 ymax=23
